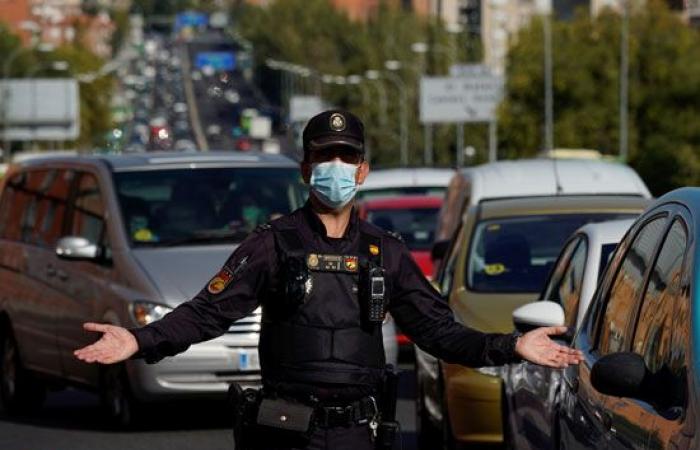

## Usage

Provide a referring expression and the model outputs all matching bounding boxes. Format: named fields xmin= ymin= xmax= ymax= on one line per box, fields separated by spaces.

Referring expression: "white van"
xmin=357 ymin=167 xmax=455 ymax=201
xmin=435 ymin=159 xmax=652 ymax=247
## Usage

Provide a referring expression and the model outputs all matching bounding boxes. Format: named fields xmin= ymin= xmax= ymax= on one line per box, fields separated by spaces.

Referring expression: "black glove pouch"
xmin=231 ymin=385 xmax=316 ymax=449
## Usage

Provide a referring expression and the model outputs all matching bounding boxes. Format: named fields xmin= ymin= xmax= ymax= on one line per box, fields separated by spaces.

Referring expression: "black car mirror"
xmin=591 ymin=352 xmax=649 ymax=400
xmin=431 ymin=240 xmax=449 ymax=262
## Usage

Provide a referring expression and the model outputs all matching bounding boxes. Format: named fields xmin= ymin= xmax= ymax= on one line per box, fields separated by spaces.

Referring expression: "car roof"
xmin=11 ymin=151 xmax=298 ymax=172
xmin=576 ymin=218 xmax=636 ymax=245
xmin=460 ymin=159 xmax=652 ymax=201
xmin=360 ymin=195 xmax=443 ymax=209
xmin=478 ymin=195 xmax=650 ymax=220
xmin=360 ymin=167 xmax=455 ymax=190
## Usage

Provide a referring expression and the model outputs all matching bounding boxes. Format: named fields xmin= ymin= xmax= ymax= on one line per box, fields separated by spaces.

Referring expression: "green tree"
xmin=499 ymin=1 xmax=700 ymax=195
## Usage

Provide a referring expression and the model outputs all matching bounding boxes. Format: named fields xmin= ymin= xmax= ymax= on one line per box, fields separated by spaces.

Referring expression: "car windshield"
xmin=357 ymin=186 xmax=445 ymax=201
xmin=467 ymin=213 xmax=635 ymax=293
xmin=366 ymin=207 xmax=440 ymax=251
xmin=114 ymin=167 xmax=307 ymax=247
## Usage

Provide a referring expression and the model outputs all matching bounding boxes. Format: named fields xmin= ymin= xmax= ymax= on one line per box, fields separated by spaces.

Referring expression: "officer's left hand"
xmin=515 ymin=326 xmax=583 ymax=368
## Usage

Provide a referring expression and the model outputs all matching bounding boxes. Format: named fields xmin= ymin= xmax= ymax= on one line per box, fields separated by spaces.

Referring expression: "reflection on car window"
xmin=598 ymin=243 xmax=617 ymax=281
xmin=114 ymin=168 xmax=307 ymax=246
xmin=632 ymin=220 xmax=688 ymax=410
xmin=467 ymin=214 xmax=632 ymax=293
xmin=366 ymin=207 xmax=439 ymax=251
xmin=554 ymin=239 xmax=587 ymax=329
xmin=598 ymin=217 xmax=666 ymax=355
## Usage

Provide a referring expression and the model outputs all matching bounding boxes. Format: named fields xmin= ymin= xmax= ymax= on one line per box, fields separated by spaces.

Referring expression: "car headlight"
xmin=131 ymin=301 xmax=173 ymax=327
xmin=476 ymin=366 xmax=502 ymax=378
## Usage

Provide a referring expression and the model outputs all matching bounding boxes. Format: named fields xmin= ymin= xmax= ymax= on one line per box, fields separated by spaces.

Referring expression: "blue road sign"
xmin=175 ymin=11 xmax=208 ymax=31
xmin=195 ymin=52 xmax=236 ymax=71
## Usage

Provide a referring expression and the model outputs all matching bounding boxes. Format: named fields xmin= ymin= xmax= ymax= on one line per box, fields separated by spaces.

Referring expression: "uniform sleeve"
xmin=386 ymin=239 xmax=520 ymax=367
xmin=129 ymin=228 xmax=275 ymax=363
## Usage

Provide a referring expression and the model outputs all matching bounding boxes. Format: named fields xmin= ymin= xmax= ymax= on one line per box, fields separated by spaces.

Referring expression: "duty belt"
xmin=316 ymin=396 xmax=378 ymax=428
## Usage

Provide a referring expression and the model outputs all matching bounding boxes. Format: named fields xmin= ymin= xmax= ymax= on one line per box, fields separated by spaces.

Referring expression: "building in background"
xmin=0 ymin=0 xmax=116 ymax=58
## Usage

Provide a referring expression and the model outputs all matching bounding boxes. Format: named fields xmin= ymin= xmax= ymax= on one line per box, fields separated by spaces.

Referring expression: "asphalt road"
xmin=0 ymin=364 xmax=419 ymax=450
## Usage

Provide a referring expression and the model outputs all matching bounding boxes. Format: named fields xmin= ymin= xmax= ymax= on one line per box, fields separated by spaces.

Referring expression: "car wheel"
xmin=100 ymin=365 xmax=138 ymax=428
xmin=416 ymin=377 xmax=441 ymax=450
xmin=0 ymin=328 xmax=46 ymax=414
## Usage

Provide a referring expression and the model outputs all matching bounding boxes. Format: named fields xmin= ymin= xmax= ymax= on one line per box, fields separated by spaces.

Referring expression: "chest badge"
xmin=307 ymin=254 xmax=319 ymax=269
xmin=207 ymin=268 xmax=233 ymax=295
xmin=369 ymin=244 xmax=380 ymax=256
xmin=344 ymin=256 xmax=358 ymax=272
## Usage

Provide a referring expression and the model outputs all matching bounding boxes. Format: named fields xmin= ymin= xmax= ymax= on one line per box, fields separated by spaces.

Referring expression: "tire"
xmin=0 ymin=328 xmax=46 ymax=415
xmin=100 ymin=364 xmax=139 ymax=428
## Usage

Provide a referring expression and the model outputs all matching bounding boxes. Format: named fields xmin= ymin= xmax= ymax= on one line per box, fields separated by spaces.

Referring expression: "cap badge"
xmin=330 ymin=113 xmax=346 ymax=132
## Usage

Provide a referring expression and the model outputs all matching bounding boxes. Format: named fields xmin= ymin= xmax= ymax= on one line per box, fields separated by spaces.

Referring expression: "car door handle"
xmin=56 ymin=270 xmax=68 ymax=281
xmin=46 ymin=265 xmax=56 ymax=278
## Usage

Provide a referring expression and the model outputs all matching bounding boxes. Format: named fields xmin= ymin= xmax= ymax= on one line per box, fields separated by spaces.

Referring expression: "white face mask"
xmin=310 ymin=160 xmax=359 ymax=209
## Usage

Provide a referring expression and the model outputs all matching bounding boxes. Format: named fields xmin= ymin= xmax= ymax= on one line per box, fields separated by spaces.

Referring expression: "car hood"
xmin=132 ymin=244 xmax=239 ymax=307
xmin=450 ymin=289 xmax=533 ymax=333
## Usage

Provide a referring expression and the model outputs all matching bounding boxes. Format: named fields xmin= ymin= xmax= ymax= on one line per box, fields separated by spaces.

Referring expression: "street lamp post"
xmin=543 ymin=14 xmax=554 ymax=152
xmin=620 ymin=0 xmax=629 ymax=162
xmin=383 ymin=62 xmax=408 ymax=166
xmin=364 ymin=70 xmax=388 ymax=128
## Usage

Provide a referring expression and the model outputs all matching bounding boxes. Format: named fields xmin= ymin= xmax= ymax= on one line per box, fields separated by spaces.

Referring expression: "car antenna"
xmin=552 ymin=154 xmax=564 ymax=195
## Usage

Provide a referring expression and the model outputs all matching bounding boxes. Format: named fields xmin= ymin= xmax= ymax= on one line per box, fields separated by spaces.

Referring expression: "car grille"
xmin=227 ymin=306 xmax=262 ymax=334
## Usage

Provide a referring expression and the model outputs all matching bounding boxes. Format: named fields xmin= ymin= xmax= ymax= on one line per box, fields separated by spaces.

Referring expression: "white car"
xmin=502 ymin=218 xmax=638 ymax=450
xmin=357 ymin=168 xmax=454 ymax=201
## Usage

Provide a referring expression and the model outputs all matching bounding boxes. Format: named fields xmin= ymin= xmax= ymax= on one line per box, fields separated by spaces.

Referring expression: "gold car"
xmin=415 ymin=195 xmax=648 ymax=449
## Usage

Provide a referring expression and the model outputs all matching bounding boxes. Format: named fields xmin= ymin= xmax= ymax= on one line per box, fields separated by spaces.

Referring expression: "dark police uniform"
xmin=129 ymin=111 xmax=521 ymax=449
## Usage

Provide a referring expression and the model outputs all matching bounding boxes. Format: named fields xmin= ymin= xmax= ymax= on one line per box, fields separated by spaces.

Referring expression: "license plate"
xmin=238 ymin=349 xmax=260 ymax=371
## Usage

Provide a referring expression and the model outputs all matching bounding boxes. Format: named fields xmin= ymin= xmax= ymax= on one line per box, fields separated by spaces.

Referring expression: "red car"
xmin=359 ymin=195 xmax=443 ymax=279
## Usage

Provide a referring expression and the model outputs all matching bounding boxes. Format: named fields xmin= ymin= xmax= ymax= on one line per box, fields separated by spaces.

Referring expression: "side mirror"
xmin=56 ymin=236 xmax=100 ymax=261
xmin=431 ymin=240 xmax=449 ymax=262
xmin=591 ymin=352 xmax=648 ymax=400
xmin=512 ymin=301 xmax=565 ymax=334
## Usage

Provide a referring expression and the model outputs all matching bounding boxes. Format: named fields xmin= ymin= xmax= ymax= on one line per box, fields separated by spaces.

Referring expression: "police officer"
xmin=75 ymin=110 xmax=582 ymax=449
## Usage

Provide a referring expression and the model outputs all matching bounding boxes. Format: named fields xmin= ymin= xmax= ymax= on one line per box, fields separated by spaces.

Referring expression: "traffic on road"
xmin=0 ymin=2 xmax=698 ymax=450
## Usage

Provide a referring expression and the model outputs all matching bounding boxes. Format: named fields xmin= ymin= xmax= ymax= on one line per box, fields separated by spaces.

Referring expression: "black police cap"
xmin=302 ymin=110 xmax=365 ymax=154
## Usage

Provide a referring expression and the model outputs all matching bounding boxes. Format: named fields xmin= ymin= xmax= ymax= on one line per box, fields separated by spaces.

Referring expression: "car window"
xmin=366 ymin=206 xmax=439 ymax=250
xmin=36 ymin=170 xmax=73 ymax=248
xmin=631 ymin=219 xmax=688 ymax=410
xmin=0 ymin=172 xmax=31 ymax=241
xmin=551 ymin=238 xmax=587 ymax=329
xmin=598 ymin=243 xmax=617 ymax=281
xmin=467 ymin=213 xmax=634 ymax=293
xmin=114 ymin=167 xmax=307 ymax=246
xmin=69 ymin=172 xmax=107 ymax=247
xmin=597 ymin=217 xmax=667 ymax=355
xmin=542 ymin=236 xmax=581 ymax=301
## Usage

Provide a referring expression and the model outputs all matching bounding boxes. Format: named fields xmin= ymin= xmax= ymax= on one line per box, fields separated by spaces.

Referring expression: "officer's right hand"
xmin=73 ymin=323 xmax=139 ymax=364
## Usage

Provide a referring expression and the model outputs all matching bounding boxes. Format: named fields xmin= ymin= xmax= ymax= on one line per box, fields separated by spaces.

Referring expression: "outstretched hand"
xmin=515 ymin=326 xmax=583 ymax=368
xmin=73 ymin=323 xmax=139 ymax=364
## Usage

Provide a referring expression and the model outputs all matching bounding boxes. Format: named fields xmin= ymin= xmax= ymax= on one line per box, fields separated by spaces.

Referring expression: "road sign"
xmin=175 ymin=11 xmax=208 ymax=31
xmin=195 ymin=52 xmax=236 ymax=71
xmin=420 ymin=74 xmax=504 ymax=124
xmin=449 ymin=64 xmax=493 ymax=77
xmin=0 ymin=79 xmax=80 ymax=140
xmin=289 ymin=96 xmax=324 ymax=123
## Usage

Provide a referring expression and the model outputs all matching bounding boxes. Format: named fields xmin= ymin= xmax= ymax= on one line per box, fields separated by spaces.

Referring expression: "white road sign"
xmin=420 ymin=74 xmax=504 ymax=124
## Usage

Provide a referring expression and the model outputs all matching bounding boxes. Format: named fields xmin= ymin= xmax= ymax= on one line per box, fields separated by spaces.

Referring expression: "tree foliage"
xmin=499 ymin=1 xmax=700 ymax=195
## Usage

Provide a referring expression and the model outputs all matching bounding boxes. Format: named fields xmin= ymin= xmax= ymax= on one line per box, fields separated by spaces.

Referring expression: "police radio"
xmin=367 ymin=265 xmax=386 ymax=323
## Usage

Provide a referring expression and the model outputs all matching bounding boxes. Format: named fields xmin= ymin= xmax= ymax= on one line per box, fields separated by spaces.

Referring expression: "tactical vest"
xmin=258 ymin=221 xmax=387 ymax=386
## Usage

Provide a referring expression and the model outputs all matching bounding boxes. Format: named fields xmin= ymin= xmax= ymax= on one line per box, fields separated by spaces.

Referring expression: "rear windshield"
xmin=467 ymin=213 xmax=635 ymax=293
xmin=114 ymin=167 xmax=307 ymax=247
xmin=357 ymin=186 xmax=445 ymax=201
xmin=366 ymin=207 xmax=440 ymax=251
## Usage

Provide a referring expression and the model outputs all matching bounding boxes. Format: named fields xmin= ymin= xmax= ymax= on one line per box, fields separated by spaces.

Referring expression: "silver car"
xmin=0 ymin=151 xmax=398 ymax=425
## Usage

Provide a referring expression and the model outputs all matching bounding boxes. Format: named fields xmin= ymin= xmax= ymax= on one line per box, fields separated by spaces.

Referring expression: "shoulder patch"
xmin=207 ymin=268 xmax=234 ymax=295
xmin=385 ymin=231 xmax=404 ymax=243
